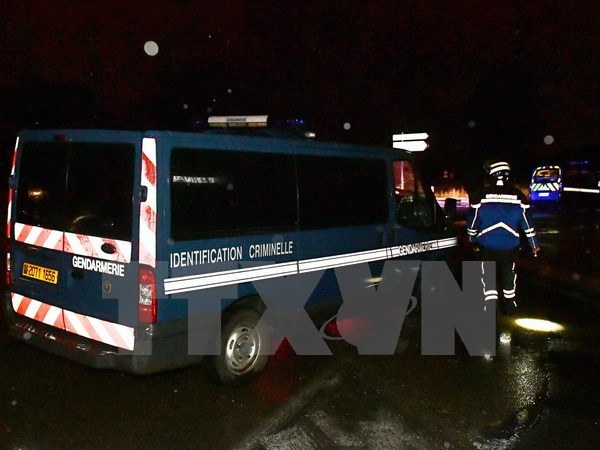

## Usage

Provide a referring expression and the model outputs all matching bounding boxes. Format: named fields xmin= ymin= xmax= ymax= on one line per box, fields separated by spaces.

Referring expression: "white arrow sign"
xmin=392 ymin=132 xmax=429 ymax=152
xmin=392 ymin=132 xmax=429 ymax=141
xmin=393 ymin=141 xmax=429 ymax=152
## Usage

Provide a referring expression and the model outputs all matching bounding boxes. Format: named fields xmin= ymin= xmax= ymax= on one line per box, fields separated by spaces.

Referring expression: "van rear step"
xmin=7 ymin=312 xmax=203 ymax=375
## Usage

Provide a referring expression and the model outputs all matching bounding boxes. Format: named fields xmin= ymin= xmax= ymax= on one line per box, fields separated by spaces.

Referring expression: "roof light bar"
xmin=392 ymin=132 xmax=429 ymax=152
xmin=208 ymin=115 xmax=268 ymax=127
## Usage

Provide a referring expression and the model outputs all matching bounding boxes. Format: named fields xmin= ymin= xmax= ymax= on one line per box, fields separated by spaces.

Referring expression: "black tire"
xmin=209 ymin=308 xmax=270 ymax=385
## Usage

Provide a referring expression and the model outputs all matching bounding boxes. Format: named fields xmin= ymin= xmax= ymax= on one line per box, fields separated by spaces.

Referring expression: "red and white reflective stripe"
xmin=139 ymin=137 xmax=157 ymax=268
xmin=6 ymin=137 xmax=18 ymax=238
xmin=63 ymin=310 xmax=134 ymax=351
xmin=9 ymin=137 xmax=17 ymax=176
xmin=11 ymin=293 xmax=65 ymax=328
xmin=14 ymin=223 xmax=132 ymax=262
xmin=14 ymin=223 xmax=63 ymax=250
xmin=64 ymin=232 xmax=131 ymax=263
xmin=11 ymin=292 xmax=135 ymax=351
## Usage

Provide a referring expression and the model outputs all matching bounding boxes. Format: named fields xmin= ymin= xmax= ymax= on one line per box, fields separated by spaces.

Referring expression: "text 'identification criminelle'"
xmin=170 ymin=241 xmax=294 ymax=268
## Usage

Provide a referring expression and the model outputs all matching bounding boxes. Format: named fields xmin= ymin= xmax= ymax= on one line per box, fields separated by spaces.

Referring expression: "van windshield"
xmin=16 ymin=141 xmax=135 ymax=241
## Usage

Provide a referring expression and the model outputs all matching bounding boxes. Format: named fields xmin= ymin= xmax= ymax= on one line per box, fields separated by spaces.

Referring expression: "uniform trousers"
xmin=479 ymin=247 xmax=519 ymax=315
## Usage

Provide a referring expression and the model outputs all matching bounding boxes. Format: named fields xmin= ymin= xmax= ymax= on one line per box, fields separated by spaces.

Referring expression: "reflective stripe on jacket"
xmin=467 ymin=183 xmax=538 ymax=250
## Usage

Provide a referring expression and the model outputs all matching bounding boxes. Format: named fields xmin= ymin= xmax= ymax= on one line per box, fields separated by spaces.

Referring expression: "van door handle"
xmin=101 ymin=243 xmax=117 ymax=254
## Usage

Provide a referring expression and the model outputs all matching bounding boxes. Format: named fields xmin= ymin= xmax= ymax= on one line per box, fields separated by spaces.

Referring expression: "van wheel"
xmin=210 ymin=308 xmax=269 ymax=385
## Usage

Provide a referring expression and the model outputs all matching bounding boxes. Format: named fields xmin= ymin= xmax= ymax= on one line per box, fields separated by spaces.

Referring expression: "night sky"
xmin=0 ymin=1 xmax=598 ymax=182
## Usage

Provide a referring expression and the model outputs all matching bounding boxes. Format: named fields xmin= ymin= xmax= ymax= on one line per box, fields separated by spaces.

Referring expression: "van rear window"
xmin=16 ymin=142 xmax=135 ymax=241
xmin=534 ymin=168 xmax=559 ymax=182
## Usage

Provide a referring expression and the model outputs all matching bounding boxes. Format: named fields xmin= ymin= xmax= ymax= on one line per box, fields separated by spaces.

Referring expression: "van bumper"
xmin=6 ymin=309 xmax=204 ymax=375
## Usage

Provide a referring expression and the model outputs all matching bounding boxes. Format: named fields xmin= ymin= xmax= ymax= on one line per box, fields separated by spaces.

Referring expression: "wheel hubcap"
xmin=225 ymin=325 xmax=260 ymax=374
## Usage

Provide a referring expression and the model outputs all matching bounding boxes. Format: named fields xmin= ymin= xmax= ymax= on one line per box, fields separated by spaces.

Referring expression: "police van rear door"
xmin=11 ymin=131 xmax=139 ymax=348
xmin=11 ymin=134 xmax=69 ymax=330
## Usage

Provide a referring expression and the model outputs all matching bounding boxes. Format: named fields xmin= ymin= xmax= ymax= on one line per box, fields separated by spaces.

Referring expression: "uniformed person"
xmin=467 ymin=160 xmax=540 ymax=314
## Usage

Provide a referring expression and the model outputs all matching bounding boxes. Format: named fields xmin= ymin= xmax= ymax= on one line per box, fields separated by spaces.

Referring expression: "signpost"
xmin=392 ymin=132 xmax=429 ymax=152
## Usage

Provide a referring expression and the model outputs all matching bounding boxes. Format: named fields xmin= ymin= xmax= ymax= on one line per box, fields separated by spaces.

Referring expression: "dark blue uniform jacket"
xmin=467 ymin=183 xmax=539 ymax=251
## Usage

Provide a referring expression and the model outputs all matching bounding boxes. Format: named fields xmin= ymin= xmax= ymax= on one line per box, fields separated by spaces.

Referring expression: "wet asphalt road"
xmin=1 ymin=208 xmax=599 ymax=449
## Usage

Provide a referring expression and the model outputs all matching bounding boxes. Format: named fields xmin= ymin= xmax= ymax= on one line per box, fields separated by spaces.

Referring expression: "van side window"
xmin=297 ymin=156 xmax=388 ymax=229
xmin=170 ymin=149 xmax=297 ymax=240
xmin=393 ymin=160 xmax=432 ymax=227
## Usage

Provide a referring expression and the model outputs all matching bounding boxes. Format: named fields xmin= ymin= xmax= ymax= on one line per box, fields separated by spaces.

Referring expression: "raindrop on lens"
xmin=144 ymin=41 xmax=159 ymax=56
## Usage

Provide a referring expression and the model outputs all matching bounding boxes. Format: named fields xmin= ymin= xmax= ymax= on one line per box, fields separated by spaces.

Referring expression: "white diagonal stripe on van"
xmin=142 ymin=137 xmax=157 ymax=166
xmin=139 ymin=216 xmax=156 ymax=266
xmin=140 ymin=137 xmax=157 ymax=268
xmin=63 ymin=310 xmax=135 ymax=351
xmin=24 ymin=298 xmax=43 ymax=318
xmin=6 ymin=189 xmax=12 ymax=238
xmin=11 ymin=292 xmax=65 ymax=328
xmin=14 ymin=223 xmax=63 ymax=251
xmin=9 ymin=137 xmax=18 ymax=177
xmin=20 ymin=224 xmax=42 ymax=244
xmin=112 ymin=319 xmax=137 ymax=350
xmin=6 ymin=137 xmax=18 ymax=238
xmin=43 ymin=303 xmax=63 ymax=327
xmin=43 ymin=228 xmax=63 ymax=250
xmin=11 ymin=292 xmax=24 ymax=312
xmin=63 ymin=311 xmax=134 ymax=351
xmin=62 ymin=310 xmax=91 ymax=339
xmin=115 ymin=239 xmax=132 ymax=261
xmin=164 ymin=237 xmax=458 ymax=295
xmin=64 ymin=233 xmax=90 ymax=257
xmin=85 ymin=315 xmax=116 ymax=347
xmin=14 ymin=223 xmax=131 ymax=262
xmin=64 ymin=232 xmax=131 ymax=263
xmin=11 ymin=292 xmax=135 ymax=351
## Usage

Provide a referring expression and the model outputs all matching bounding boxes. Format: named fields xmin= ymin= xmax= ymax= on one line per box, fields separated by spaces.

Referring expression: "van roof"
xmin=18 ymin=128 xmax=414 ymax=159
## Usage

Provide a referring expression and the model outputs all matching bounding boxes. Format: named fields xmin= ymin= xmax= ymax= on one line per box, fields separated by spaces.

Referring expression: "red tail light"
xmin=138 ymin=266 xmax=157 ymax=324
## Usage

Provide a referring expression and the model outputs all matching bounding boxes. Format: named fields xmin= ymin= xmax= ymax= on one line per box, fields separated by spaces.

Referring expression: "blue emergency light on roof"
xmin=392 ymin=132 xmax=429 ymax=152
xmin=208 ymin=115 xmax=269 ymax=127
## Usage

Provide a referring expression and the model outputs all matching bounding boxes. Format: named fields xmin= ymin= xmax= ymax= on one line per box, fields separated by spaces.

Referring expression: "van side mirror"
xmin=443 ymin=197 xmax=457 ymax=223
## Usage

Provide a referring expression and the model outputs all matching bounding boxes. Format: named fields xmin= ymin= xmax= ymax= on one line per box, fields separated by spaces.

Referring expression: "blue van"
xmin=529 ymin=162 xmax=600 ymax=207
xmin=6 ymin=116 xmax=457 ymax=383
xmin=529 ymin=165 xmax=562 ymax=204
